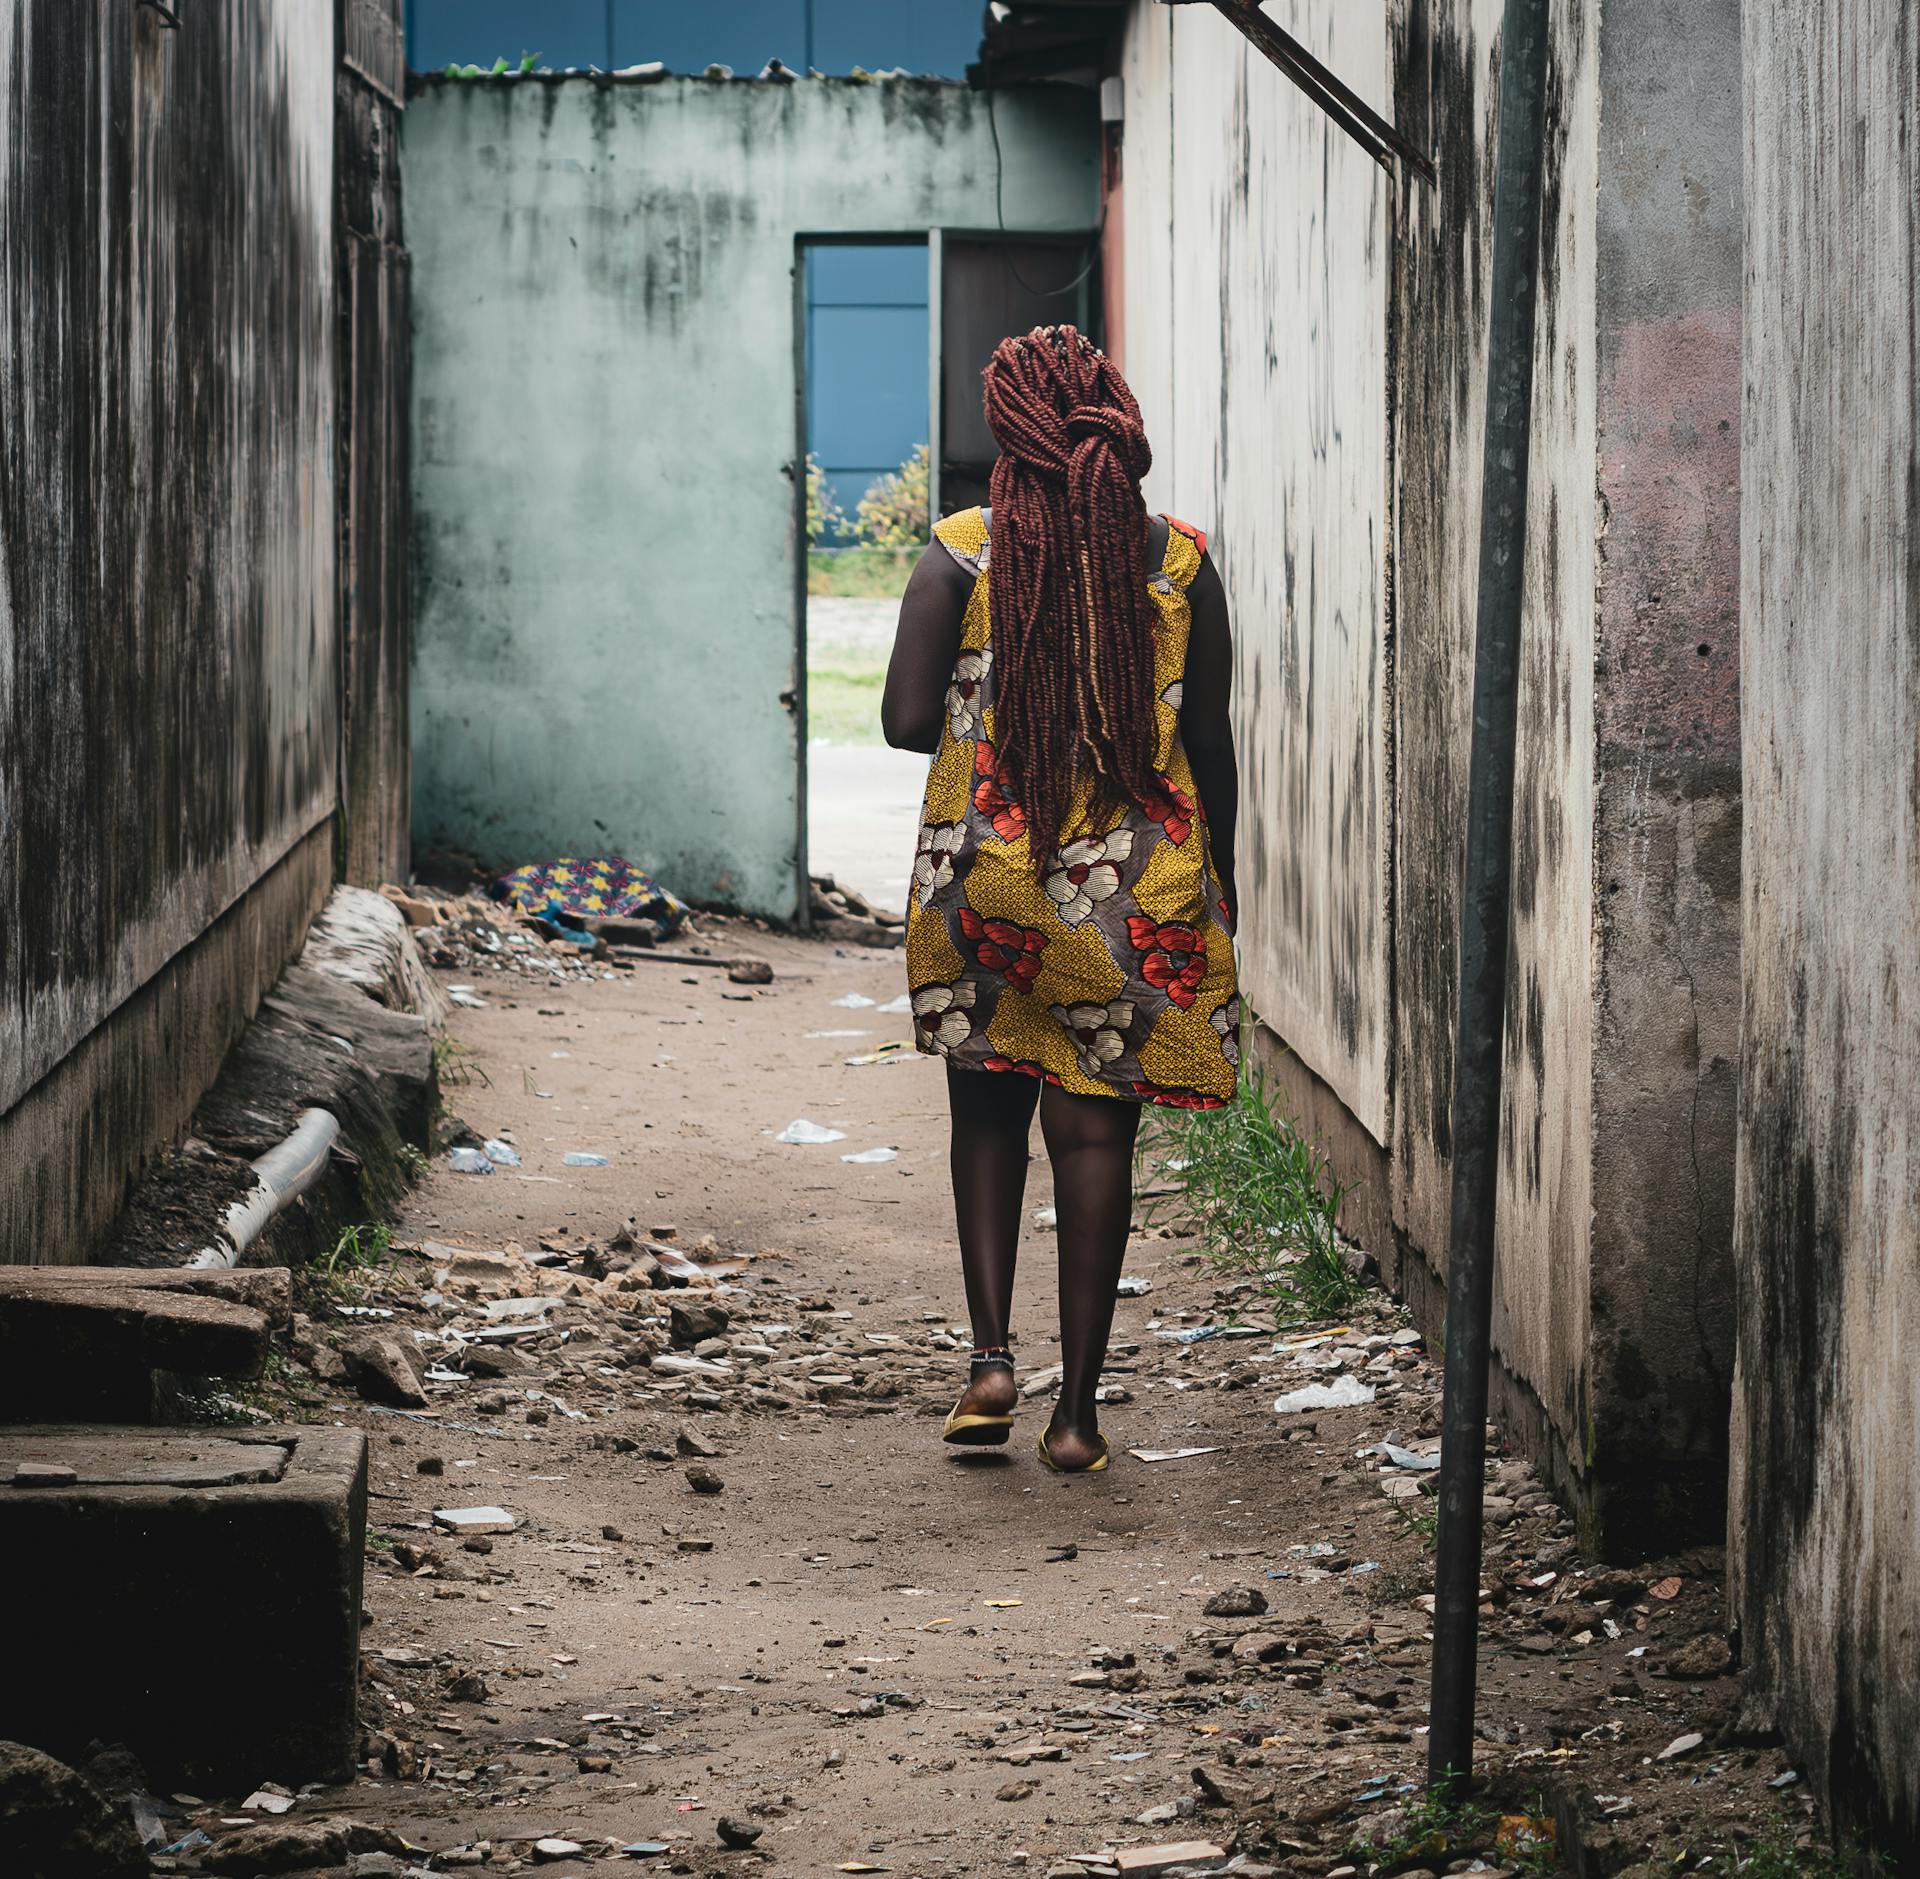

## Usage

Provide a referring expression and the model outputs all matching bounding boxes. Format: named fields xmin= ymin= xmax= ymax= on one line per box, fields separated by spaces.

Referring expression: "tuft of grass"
xmin=1731 ymin=1815 xmax=1890 ymax=1879
xmin=432 ymin=1034 xmax=490 ymax=1088
xmin=325 ymin=1222 xmax=395 ymax=1299
xmin=1137 ymin=1049 xmax=1365 ymax=1323
xmin=807 ymin=546 xmax=918 ymax=598
xmin=806 ymin=666 xmax=886 ymax=745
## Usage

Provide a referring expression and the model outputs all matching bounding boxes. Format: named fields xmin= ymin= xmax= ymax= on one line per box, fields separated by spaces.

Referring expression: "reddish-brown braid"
xmin=982 ymin=325 xmax=1160 ymax=862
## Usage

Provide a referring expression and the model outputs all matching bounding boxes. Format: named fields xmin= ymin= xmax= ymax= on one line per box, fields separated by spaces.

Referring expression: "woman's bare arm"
xmin=881 ymin=542 xmax=973 ymax=754
xmin=1180 ymin=549 xmax=1240 ymax=921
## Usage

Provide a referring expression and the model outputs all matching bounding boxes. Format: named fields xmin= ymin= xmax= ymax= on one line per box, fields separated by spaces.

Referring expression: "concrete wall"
xmin=1119 ymin=1 xmax=1392 ymax=1143
xmin=405 ymin=75 xmax=1098 ymax=920
xmin=1116 ymin=0 xmax=1742 ymax=1553
xmin=1731 ymin=0 xmax=1919 ymax=1847
xmin=0 ymin=0 xmax=339 ymax=1261
xmin=337 ymin=0 xmax=413 ymax=887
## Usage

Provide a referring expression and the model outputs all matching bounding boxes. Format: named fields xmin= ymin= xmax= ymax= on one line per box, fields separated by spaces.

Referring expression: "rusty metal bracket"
xmin=1162 ymin=0 xmax=1434 ymax=185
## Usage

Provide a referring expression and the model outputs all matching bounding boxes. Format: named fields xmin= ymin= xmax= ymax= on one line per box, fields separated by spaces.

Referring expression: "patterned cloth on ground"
xmin=491 ymin=857 xmax=689 ymax=944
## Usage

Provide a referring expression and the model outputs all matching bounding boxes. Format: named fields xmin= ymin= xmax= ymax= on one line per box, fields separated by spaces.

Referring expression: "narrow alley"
xmin=192 ymin=902 xmax=1784 ymax=1878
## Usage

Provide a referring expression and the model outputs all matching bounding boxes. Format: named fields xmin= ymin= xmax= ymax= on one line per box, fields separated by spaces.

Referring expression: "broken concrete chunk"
xmin=1114 ymin=1845 xmax=1227 ymax=1877
xmin=345 ymin=1334 xmax=427 ymax=1409
xmin=0 ymin=1739 xmax=146 ymax=1878
xmin=431 ymin=1506 xmax=517 ymax=1535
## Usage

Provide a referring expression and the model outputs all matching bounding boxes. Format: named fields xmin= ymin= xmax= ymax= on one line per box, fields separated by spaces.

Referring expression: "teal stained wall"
xmin=406 ymin=75 xmax=1096 ymax=917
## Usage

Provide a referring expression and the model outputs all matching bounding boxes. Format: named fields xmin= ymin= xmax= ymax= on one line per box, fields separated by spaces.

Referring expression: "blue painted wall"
xmin=806 ymin=245 xmax=927 ymax=539
xmin=406 ymin=0 xmax=983 ymax=78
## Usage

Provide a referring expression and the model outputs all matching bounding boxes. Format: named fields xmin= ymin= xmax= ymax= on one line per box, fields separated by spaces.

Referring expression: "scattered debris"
xmin=775 ymin=1119 xmax=849 ymax=1145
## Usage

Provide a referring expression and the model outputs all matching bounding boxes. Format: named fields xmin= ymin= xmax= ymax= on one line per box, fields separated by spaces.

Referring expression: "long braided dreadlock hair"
xmin=982 ymin=325 xmax=1161 ymax=861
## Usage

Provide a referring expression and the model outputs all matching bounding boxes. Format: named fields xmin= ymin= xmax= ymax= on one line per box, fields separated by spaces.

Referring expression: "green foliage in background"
xmin=805 ymin=453 xmax=846 ymax=547
xmin=854 ymin=444 xmax=931 ymax=550
xmin=1138 ymin=1048 xmax=1364 ymax=1323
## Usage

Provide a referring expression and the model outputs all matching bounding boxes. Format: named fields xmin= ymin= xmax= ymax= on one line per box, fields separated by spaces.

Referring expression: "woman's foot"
xmin=943 ymin=1347 xmax=1017 ymax=1445
xmin=1038 ymin=1416 xmax=1109 ymax=1472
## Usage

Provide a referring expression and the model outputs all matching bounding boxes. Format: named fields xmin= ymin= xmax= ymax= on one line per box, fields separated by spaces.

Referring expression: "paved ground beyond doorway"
xmin=807 ymin=594 xmax=923 ymax=915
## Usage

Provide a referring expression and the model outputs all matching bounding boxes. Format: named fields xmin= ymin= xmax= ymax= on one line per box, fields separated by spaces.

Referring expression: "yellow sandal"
xmin=1037 ymin=1428 xmax=1110 ymax=1473
xmin=943 ymin=1346 xmax=1017 ymax=1447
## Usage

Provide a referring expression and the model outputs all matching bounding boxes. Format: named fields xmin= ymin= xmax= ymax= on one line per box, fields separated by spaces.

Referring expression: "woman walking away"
xmin=881 ymin=325 xmax=1241 ymax=1475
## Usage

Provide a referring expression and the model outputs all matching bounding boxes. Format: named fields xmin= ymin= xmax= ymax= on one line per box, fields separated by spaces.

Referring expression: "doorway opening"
xmin=795 ymin=230 xmax=1099 ymax=925
xmin=800 ymin=238 xmax=933 ymax=922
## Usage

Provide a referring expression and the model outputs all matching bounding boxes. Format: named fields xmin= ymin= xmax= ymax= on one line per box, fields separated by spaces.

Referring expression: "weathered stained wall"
xmin=337 ymin=0 xmax=412 ymax=887
xmin=1587 ymin=0 xmax=1743 ymax=1536
xmin=1119 ymin=0 xmax=1392 ymax=1144
xmin=405 ymin=76 xmax=1097 ymax=919
xmin=1118 ymin=0 xmax=1742 ymax=1552
xmin=1731 ymin=0 xmax=1919 ymax=1847
xmin=0 ymin=0 xmax=339 ymax=1260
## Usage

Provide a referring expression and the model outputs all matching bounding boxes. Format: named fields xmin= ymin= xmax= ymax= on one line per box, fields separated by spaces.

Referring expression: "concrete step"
xmin=0 ymin=1424 xmax=367 ymax=1787
xmin=0 ymin=1268 xmax=286 ymax=1421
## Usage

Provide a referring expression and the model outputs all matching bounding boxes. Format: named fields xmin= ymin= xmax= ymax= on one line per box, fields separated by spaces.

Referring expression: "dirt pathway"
xmin=257 ymin=918 xmax=1791 ymax=1878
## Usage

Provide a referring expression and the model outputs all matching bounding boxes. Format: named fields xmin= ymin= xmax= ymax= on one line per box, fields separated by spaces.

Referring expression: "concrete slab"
xmin=0 ymin=1274 xmax=271 ymax=1420
xmin=0 ymin=1425 xmax=367 ymax=1786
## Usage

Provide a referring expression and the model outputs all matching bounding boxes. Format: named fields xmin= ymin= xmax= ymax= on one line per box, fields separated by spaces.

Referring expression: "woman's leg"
xmin=1037 ymin=1085 xmax=1142 ymax=1467
xmin=947 ymin=1062 xmax=1041 ymax=1418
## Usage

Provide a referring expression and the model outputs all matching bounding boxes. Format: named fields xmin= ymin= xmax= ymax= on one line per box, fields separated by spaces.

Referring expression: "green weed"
xmin=325 ymin=1222 xmax=395 ymax=1300
xmin=1137 ymin=1049 xmax=1364 ymax=1323
xmin=1730 ymin=1815 xmax=1889 ymax=1879
xmin=432 ymin=1034 xmax=490 ymax=1088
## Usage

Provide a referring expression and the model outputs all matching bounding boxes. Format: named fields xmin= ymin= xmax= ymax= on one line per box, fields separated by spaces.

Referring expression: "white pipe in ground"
xmin=188 ymin=1107 xmax=342 ymax=1270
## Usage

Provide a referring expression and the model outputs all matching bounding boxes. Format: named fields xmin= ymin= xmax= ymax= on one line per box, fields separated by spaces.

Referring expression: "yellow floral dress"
xmin=905 ymin=506 xmax=1240 ymax=1108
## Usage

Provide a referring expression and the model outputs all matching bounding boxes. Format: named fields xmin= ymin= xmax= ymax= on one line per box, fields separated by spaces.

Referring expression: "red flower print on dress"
xmin=958 ymin=908 xmax=1047 ymax=992
xmin=983 ymin=1055 xmax=1061 ymax=1085
xmin=972 ymin=744 xmax=1028 ymax=844
xmin=1132 ymin=1080 xmax=1228 ymax=1111
xmin=1125 ymin=916 xmax=1208 ymax=1010
xmin=1141 ymin=777 xmax=1196 ymax=845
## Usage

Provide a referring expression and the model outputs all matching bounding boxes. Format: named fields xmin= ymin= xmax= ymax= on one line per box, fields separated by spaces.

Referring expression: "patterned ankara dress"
xmin=904 ymin=506 xmax=1241 ymax=1109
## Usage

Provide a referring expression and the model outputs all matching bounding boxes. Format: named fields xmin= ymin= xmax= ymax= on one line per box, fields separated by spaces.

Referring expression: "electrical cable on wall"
xmin=985 ymin=80 xmax=1103 ymax=300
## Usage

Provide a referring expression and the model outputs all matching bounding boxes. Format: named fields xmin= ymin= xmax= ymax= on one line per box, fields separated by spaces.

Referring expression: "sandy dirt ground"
xmin=200 ymin=915 xmax=1814 ymax=1879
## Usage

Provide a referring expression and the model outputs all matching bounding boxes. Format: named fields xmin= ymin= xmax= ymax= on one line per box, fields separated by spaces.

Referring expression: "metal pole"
xmin=1425 ymin=0 xmax=1554 ymax=1795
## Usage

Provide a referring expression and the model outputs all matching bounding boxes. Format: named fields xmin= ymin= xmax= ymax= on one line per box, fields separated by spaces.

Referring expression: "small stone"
xmin=345 ymin=1334 xmax=427 ymax=1409
xmin=461 ymin=1536 xmax=494 ymax=1555
xmin=669 ymin=1299 xmax=730 ymax=1348
xmin=444 ymin=1669 xmax=491 ymax=1702
xmin=10 ymin=1462 xmax=78 ymax=1487
xmin=416 ymin=1456 xmax=445 ymax=1476
xmin=684 ymin=1465 xmax=724 ymax=1495
xmin=1657 ymin=1730 xmax=1705 ymax=1761
xmin=716 ymin=1817 xmax=763 ymax=1847
xmin=1662 ymin=1633 xmax=1732 ymax=1680
xmin=1202 ymin=1585 xmax=1269 ymax=1619
xmin=728 ymin=959 xmax=774 ymax=984
xmin=998 ymin=1780 xmax=1038 ymax=1802
xmin=533 ymin=1839 xmax=584 ymax=1861
xmin=676 ymin=1427 xmax=724 ymax=1458
xmin=577 ymin=1752 xmax=614 ymax=1773
xmin=601 ymin=1524 xmax=625 ymax=1542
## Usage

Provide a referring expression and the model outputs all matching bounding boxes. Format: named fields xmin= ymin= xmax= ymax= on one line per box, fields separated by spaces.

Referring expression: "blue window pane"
xmin=809 ymin=306 xmax=927 ymax=470
xmin=614 ymin=0 xmax=805 ymax=74
xmin=807 ymin=244 xmax=928 ymax=308
xmin=409 ymin=0 xmax=606 ymax=71
xmin=811 ymin=0 xmax=982 ymax=77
